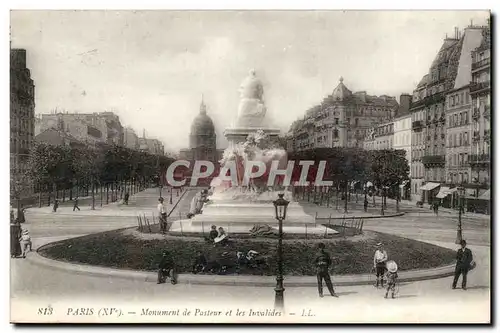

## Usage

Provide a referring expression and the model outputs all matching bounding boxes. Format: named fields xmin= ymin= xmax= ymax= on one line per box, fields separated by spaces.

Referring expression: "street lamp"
xmin=169 ymin=186 xmax=173 ymax=205
xmin=455 ymin=187 xmax=465 ymax=244
xmin=273 ymin=193 xmax=289 ymax=311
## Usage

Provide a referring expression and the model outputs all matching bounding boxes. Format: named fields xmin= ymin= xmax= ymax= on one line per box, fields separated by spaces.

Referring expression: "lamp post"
xmin=273 ymin=193 xmax=289 ymax=311
xmin=363 ymin=184 xmax=368 ymax=212
xmin=455 ymin=187 xmax=465 ymax=244
xmin=169 ymin=186 xmax=173 ymax=205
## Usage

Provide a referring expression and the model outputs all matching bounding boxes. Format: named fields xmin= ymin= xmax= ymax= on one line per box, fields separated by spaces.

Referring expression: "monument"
xmin=169 ymin=70 xmax=320 ymax=234
xmin=223 ymin=69 xmax=281 ymax=148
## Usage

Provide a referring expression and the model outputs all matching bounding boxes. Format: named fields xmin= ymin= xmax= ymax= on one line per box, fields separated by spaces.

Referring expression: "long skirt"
xmin=10 ymin=225 xmax=22 ymax=257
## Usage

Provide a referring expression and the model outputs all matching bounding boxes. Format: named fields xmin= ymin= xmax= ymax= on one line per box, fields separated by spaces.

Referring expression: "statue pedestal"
xmin=223 ymin=127 xmax=281 ymax=148
xmin=169 ymin=200 xmax=317 ymax=234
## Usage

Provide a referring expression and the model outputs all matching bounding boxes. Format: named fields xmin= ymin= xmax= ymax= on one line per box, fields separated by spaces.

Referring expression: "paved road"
xmin=10 ymin=190 xmax=491 ymax=323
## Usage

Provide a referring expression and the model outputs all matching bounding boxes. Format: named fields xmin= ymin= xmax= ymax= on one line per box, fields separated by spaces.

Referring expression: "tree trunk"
xmin=100 ymin=184 xmax=103 ymax=207
xmin=336 ymin=184 xmax=339 ymax=210
xmin=106 ymin=183 xmax=109 ymax=204
xmin=69 ymin=187 xmax=73 ymax=201
xmin=91 ymin=178 xmax=95 ymax=210
xmin=38 ymin=191 xmax=42 ymax=208
xmin=344 ymin=181 xmax=349 ymax=213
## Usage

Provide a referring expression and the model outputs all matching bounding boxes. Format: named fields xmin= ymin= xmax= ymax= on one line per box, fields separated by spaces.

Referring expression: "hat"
xmin=248 ymin=250 xmax=259 ymax=256
xmin=386 ymin=260 xmax=398 ymax=273
xmin=22 ymin=229 xmax=29 ymax=234
xmin=376 ymin=242 xmax=383 ymax=247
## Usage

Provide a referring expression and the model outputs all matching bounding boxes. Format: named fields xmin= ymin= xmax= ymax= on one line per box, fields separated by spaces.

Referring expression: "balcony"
xmin=410 ymin=92 xmax=446 ymax=110
xmin=472 ymin=108 xmax=480 ymax=120
xmin=484 ymin=129 xmax=490 ymax=141
xmin=470 ymin=81 xmax=490 ymax=94
xmin=412 ymin=120 xmax=423 ymax=131
xmin=473 ymin=131 xmax=480 ymax=142
xmin=469 ymin=154 xmax=490 ymax=164
xmin=484 ymin=105 xmax=490 ymax=118
xmin=422 ymin=155 xmax=445 ymax=166
xmin=471 ymin=58 xmax=490 ymax=70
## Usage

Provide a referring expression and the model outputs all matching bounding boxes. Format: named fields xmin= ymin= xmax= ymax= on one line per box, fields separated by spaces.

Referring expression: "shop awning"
xmin=479 ymin=189 xmax=491 ymax=200
xmin=436 ymin=186 xmax=451 ymax=199
xmin=419 ymin=182 xmax=440 ymax=191
xmin=399 ymin=180 xmax=409 ymax=188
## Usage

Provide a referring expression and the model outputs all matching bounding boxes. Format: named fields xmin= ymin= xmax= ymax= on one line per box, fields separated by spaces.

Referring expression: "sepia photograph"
xmin=8 ymin=8 xmax=491 ymax=324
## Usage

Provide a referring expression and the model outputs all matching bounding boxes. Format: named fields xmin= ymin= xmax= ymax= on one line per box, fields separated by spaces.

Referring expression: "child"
xmin=384 ymin=260 xmax=398 ymax=299
xmin=19 ymin=229 xmax=32 ymax=258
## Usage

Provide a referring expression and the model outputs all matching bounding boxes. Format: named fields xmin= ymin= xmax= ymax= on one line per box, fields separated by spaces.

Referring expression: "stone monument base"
xmin=168 ymin=200 xmax=330 ymax=235
xmin=223 ymin=127 xmax=281 ymax=148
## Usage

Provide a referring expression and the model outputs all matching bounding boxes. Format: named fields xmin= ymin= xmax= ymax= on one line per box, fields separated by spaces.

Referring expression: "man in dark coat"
xmin=192 ymin=251 xmax=207 ymax=274
xmin=157 ymin=251 xmax=177 ymax=285
xmin=452 ymin=240 xmax=473 ymax=290
xmin=315 ymin=243 xmax=339 ymax=298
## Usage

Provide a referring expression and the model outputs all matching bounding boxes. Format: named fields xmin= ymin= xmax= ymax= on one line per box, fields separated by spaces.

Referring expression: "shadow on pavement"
xmin=336 ymin=291 xmax=358 ymax=296
xmin=396 ymin=294 xmax=418 ymax=299
xmin=466 ymin=285 xmax=489 ymax=290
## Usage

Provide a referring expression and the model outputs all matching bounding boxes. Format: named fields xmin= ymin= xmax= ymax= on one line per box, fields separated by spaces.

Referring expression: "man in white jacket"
xmin=373 ymin=242 xmax=388 ymax=288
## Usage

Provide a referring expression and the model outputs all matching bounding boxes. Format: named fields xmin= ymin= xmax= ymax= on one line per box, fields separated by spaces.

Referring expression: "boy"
xmin=20 ymin=229 xmax=32 ymax=258
xmin=384 ymin=260 xmax=398 ymax=299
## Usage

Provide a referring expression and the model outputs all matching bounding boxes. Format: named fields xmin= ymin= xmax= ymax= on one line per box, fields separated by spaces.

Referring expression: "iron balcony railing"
xmin=471 ymin=58 xmax=490 ymax=70
xmin=470 ymin=81 xmax=490 ymax=93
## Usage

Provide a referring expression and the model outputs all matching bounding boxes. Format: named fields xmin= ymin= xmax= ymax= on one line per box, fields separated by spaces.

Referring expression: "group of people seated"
xmin=207 ymin=225 xmax=229 ymax=246
xmin=191 ymin=249 xmax=267 ymax=275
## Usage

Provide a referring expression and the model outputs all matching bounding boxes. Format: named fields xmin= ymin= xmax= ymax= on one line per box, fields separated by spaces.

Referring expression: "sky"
xmin=10 ymin=10 xmax=490 ymax=152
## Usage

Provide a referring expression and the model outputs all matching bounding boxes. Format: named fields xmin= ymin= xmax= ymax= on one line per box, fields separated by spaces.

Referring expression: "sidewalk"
xmin=379 ymin=196 xmax=490 ymax=220
xmin=24 ymin=187 xmax=190 ymax=218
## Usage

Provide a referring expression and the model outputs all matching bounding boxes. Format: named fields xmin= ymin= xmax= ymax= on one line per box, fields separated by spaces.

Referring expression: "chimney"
xmin=399 ymin=94 xmax=412 ymax=116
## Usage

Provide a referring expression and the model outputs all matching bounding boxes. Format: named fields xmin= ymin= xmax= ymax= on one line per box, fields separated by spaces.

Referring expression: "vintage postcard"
xmin=9 ymin=10 xmax=491 ymax=324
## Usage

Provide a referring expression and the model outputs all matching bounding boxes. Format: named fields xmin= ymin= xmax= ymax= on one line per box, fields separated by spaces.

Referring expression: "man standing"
xmin=452 ymin=240 xmax=473 ymax=290
xmin=73 ymin=197 xmax=80 ymax=211
xmin=373 ymin=242 xmax=388 ymax=288
xmin=157 ymin=197 xmax=167 ymax=234
xmin=124 ymin=192 xmax=130 ymax=205
xmin=315 ymin=243 xmax=339 ymax=298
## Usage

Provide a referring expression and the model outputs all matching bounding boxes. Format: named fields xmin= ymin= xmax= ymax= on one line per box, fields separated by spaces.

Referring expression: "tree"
xmin=368 ymin=150 xmax=410 ymax=214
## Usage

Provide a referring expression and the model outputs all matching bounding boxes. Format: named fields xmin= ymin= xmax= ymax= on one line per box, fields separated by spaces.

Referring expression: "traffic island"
xmin=37 ymin=228 xmax=456 ymax=277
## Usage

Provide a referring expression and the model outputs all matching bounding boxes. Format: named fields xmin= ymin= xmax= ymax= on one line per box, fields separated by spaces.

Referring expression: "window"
xmin=346 ymin=118 xmax=350 ymax=125
xmin=464 ymin=132 xmax=468 ymax=145
xmin=355 ymin=118 xmax=359 ymax=126
xmin=334 ymin=118 xmax=339 ymax=125
xmin=466 ymin=92 xmax=470 ymax=104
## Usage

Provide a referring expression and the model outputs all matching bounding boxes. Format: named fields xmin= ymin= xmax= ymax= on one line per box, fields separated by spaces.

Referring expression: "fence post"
xmin=315 ymin=212 xmax=318 ymax=228
xmin=202 ymin=221 xmax=205 ymax=237
xmin=328 ymin=214 xmax=332 ymax=228
xmin=360 ymin=218 xmax=364 ymax=232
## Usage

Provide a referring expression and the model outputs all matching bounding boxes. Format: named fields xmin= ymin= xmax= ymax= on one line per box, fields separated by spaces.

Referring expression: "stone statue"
xmin=236 ymin=69 xmax=267 ymax=128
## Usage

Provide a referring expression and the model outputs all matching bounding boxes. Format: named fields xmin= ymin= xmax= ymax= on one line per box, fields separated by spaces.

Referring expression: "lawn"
xmin=39 ymin=228 xmax=456 ymax=276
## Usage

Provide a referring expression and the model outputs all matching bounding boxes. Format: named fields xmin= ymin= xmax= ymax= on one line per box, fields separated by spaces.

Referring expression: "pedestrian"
xmin=18 ymin=206 xmax=26 ymax=224
xmin=192 ymin=251 xmax=207 ymax=274
xmin=452 ymin=240 xmax=474 ymax=290
xmin=384 ymin=260 xmax=399 ymax=299
xmin=124 ymin=192 xmax=130 ymax=205
xmin=73 ymin=198 xmax=80 ymax=211
xmin=19 ymin=228 xmax=32 ymax=258
xmin=207 ymin=225 xmax=219 ymax=243
xmin=363 ymin=198 xmax=368 ymax=212
xmin=157 ymin=250 xmax=177 ymax=285
xmin=157 ymin=197 xmax=167 ymax=233
xmin=10 ymin=221 xmax=22 ymax=258
xmin=53 ymin=200 xmax=59 ymax=212
xmin=315 ymin=242 xmax=339 ymax=298
xmin=373 ymin=242 xmax=388 ymax=288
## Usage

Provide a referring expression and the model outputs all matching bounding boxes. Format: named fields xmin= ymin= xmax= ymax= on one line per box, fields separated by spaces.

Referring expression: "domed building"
xmin=179 ymin=98 xmax=223 ymax=166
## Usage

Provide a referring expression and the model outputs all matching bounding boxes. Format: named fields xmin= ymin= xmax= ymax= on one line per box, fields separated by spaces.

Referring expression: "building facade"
xmin=445 ymin=86 xmax=472 ymax=194
xmin=286 ymin=78 xmax=401 ymax=152
xmin=123 ymin=127 xmax=139 ymax=150
xmin=411 ymin=26 xmax=485 ymax=204
xmin=393 ymin=114 xmax=412 ymax=200
xmin=10 ymin=49 xmax=35 ymax=193
xmin=36 ymin=111 xmax=124 ymax=147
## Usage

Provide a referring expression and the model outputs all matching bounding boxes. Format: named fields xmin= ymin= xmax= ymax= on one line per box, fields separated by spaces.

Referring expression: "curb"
xmin=31 ymin=240 xmax=455 ymax=287
xmin=316 ymin=212 xmax=406 ymax=220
